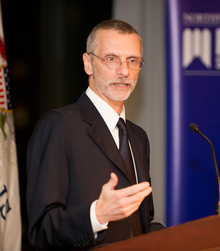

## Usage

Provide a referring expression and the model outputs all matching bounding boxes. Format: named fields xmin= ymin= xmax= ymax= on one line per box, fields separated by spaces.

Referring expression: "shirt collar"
xmin=85 ymin=87 xmax=126 ymax=133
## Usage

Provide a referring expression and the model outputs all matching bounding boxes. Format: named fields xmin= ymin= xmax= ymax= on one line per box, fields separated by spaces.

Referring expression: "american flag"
xmin=0 ymin=1 xmax=21 ymax=250
xmin=0 ymin=66 xmax=12 ymax=110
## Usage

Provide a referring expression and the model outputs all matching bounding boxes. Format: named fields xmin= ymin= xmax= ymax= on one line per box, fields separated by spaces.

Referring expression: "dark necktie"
xmin=117 ymin=118 xmax=143 ymax=237
xmin=117 ymin=118 xmax=136 ymax=185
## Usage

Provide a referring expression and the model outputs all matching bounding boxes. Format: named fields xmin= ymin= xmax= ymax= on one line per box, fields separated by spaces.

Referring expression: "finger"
xmin=118 ymin=182 xmax=151 ymax=198
xmin=129 ymin=186 xmax=152 ymax=203
xmin=118 ymin=186 xmax=152 ymax=209
xmin=104 ymin=172 xmax=118 ymax=191
xmin=109 ymin=192 xmax=150 ymax=220
xmin=119 ymin=200 xmax=143 ymax=218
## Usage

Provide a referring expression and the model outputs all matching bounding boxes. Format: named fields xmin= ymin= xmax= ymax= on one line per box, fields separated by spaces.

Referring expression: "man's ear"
xmin=83 ymin=53 xmax=93 ymax=75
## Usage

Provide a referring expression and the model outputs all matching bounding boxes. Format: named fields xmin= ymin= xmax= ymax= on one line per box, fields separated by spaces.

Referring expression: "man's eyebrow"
xmin=104 ymin=53 xmax=118 ymax=57
xmin=104 ymin=53 xmax=140 ymax=58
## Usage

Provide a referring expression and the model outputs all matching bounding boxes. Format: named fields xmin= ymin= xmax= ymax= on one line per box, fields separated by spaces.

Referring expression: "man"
xmin=26 ymin=19 xmax=164 ymax=250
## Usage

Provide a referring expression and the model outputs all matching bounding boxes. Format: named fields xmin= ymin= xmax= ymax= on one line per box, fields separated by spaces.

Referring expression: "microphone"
xmin=189 ymin=123 xmax=220 ymax=215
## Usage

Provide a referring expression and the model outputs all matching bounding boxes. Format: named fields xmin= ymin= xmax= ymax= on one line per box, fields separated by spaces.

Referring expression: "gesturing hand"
xmin=95 ymin=173 xmax=152 ymax=224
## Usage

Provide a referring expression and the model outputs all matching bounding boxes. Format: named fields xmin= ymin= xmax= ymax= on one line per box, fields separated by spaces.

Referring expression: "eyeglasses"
xmin=88 ymin=52 xmax=145 ymax=71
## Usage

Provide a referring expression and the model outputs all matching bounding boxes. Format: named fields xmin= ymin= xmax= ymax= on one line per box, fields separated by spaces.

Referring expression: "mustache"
xmin=110 ymin=77 xmax=134 ymax=85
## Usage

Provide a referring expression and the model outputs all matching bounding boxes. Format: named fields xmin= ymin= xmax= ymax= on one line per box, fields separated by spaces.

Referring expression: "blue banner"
xmin=166 ymin=0 xmax=220 ymax=226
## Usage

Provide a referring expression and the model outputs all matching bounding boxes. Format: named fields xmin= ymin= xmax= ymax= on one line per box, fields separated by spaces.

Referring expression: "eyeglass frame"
xmin=88 ymin=52 xmax=145 ymax=70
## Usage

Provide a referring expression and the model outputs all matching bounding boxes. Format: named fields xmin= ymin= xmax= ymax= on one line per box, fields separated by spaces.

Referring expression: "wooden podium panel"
xmin=96 ymin=215 xmax=220 ymax=251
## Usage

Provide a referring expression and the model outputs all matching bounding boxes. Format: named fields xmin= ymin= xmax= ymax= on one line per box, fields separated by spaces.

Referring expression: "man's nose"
xmin=116 ymin=61 xmax=130 ymax=77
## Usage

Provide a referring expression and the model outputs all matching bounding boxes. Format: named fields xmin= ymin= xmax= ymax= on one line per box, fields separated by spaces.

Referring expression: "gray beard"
xmin=92 ymin=68 xmax=137 ymax=102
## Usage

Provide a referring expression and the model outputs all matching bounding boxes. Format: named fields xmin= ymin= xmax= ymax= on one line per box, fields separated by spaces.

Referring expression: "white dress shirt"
xmin=85 ymin=87 xmax=138 ymax=236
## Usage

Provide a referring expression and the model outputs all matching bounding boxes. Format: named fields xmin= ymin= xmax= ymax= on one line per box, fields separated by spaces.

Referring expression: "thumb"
xmin=107 ymin=172 xmax=118 ymax=191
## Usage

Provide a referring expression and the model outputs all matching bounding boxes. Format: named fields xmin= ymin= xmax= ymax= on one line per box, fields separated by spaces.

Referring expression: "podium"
xmin=96 ymin=215 xmax=220 ymax=251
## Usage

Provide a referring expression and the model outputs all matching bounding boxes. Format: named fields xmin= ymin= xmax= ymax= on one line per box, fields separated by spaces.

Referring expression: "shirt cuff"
xmin=90 ymin=200 xmax=108 ymax=237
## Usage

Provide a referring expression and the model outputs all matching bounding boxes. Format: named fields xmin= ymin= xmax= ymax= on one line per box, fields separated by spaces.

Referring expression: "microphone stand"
xmin=189 ymin=123 xmax=220 ymax=215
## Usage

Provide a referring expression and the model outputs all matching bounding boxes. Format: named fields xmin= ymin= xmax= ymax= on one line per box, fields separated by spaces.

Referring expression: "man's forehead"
xmin=95 ymin=29 xmax=141 ymax=55
xmin=96 ymin=28 xmax=137 ymax=40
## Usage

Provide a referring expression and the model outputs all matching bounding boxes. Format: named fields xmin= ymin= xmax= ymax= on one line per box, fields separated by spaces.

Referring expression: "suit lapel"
xmin=77 ymin=93 xmax=130 ymax=182
xmin=126 ymin=122 xmax=149 ymax=231
xmin=126 ymin=122 xmax=147 ymax=184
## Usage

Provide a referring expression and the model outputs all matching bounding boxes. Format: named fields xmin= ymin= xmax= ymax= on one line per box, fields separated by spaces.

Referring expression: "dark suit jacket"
xmin=26 ymin=92 xmax=164 ymax=250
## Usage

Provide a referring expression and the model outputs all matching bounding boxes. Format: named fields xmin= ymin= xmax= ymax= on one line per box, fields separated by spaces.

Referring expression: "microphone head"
xmin=189 ymin=123 xmax=199 ymax=132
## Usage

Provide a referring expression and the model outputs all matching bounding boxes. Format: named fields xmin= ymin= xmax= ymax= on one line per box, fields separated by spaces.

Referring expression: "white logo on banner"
xmin=182 ymin=12 xmax=220 ymax=75
xmin=182 ymin=28 xmax=211 ymax=69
